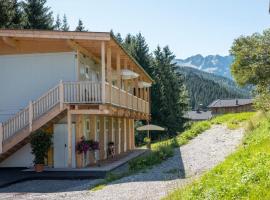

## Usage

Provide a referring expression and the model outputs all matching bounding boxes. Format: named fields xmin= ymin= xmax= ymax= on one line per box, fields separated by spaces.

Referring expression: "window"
xmin=96 ymin=118 xmax=100 ymax=141
xmin=84 ymin=118 xmax=90 ymax=139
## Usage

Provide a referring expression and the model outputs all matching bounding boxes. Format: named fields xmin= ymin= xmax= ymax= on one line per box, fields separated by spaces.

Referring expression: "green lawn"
xmin=165 ymin=111 xmax=270 ymax=200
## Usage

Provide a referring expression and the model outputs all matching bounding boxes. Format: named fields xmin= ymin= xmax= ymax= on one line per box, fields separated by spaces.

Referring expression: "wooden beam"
xmin=67 ymin=110 xmax=72 ymax=167
xmin=116 ymin=52 xmax=121 ymax=89
xmin=67 ymin=39 xmax=100 ymax=64
xmin=107 ymin=46 xmax=112 ymax=103
xmin=101 ymin=41 xmax=106 ymax=103
xmin=2 ymin=37 xmax=18 ymax=48
xmin=69 ymin=109 xmax=110 ymax=115
xmin=0 ymin=30 xmax=110 ymax=41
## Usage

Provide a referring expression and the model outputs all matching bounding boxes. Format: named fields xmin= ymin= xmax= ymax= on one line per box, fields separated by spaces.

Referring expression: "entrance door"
xmin=53 ymin=124 xmax=76 ymax=168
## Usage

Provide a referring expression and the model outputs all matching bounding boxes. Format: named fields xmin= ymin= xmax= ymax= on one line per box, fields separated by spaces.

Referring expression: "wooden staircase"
xmin=0 ymin=81 xmax=103 ymax=163
xmin=0 ymin=80 xmax=149 ymax=163
xmin=0 ymin=105 xmax=67 ymax=162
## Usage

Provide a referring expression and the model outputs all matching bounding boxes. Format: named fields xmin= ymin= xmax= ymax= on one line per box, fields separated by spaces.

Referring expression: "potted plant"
xmin=30 ymin=130 xmax=52 ymax=172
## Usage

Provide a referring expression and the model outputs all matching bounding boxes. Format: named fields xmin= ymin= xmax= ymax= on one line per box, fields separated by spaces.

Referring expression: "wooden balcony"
xmin=0 ymin=81 xmax=150 ymax=149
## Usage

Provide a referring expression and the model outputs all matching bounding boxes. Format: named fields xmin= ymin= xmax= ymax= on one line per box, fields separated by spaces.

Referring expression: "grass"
xmin=90 ymin=112 xmax=254 ymax=192
xmin=210 ymin=112 xmax=255 ymax=129
xmin=164 ymin=111 xmax=270 ymax=200
xmin=152 ymin=112 xmax=254 ymax=150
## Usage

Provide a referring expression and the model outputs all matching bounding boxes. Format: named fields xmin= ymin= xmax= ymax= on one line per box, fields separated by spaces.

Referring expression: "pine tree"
xmin=23 ymin=0 xmax=54 ymax=30
xmin=115 ymin=33 xmax=123 ymax=44
xmin=0 ymin=0 xmax=24 ymax=28
xmin=10 ymin=0 xmax=25 ymax=28
xmin=75 ymin=19 xmax=86 ymax=31
xmin=122 ymin=32 xmax=188 ymax=135
xmin=151 ymin=46 xmax=188 ymax=135
xmin=61 ymin=14 xmax=69 ymax=31
xmin=54 ymin=14 xmax=61 ymax=30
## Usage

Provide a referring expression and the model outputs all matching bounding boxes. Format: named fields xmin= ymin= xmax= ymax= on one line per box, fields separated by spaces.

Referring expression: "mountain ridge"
xmin=176 ymin=66 xmax=251 ymax=109
xmin=175 ymin=54 xmax=233 ymax=79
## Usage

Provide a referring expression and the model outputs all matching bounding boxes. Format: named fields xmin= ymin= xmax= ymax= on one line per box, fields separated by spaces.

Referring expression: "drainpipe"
xmin=0 ymin=123 xmax=3 ymax=154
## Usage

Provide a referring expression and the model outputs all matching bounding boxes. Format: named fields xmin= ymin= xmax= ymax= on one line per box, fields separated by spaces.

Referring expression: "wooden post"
xmin=131 ymin=119 xmax=135 ymax=149
xmin=101 ymin=41 xmax=106 ymax=103
xmin=107 ymin=46 xmax=112 ymax=103
xmin=67 ymin=109 xmax=72 ymax=167
xmin=123 ymin=118 xmax=127 ymax=152
xmin=117 ymin=52 xmax=121 ymax=105
xmin=99 ymin=117 xmax=105 ymax=160
xmin=118 ymin=118 xmax=121 ymax=154
xmin=88 ymin=115 xmax=95 ymax=164
xmin=126 ymin=119 xmax=131 ymax=150
xmin=29 ymin=101 xmax=33 ymax=132
xmin=59 ymin=80 xmax=64 ymax=110
xmin=114 ymin=118 xmax=119 ymax=155
xmin=76 ymin=50 xmax=80 ymax=80
xmin=0 ymin=123 xmax=3 ymax=153
xmin=75 ymin=115 xmax=83 ymax=168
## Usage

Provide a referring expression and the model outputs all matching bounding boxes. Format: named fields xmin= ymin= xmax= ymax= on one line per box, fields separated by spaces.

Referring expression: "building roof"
xmin=0 ymin=29 xmax=153 ymax=82
xmin=184 ymin=110 xmax=212 ymax=120
xmin=208 ymin=99 xmax=253 ymax=108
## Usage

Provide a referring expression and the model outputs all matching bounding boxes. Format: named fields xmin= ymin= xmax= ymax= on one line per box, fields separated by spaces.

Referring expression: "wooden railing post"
xmin=29 ymin=101 xmax=33 ymax=132
xmin=59 ymin=80 xmax=64 ymax=110
xmin=0 ymin=123 xmax=3 ymax=153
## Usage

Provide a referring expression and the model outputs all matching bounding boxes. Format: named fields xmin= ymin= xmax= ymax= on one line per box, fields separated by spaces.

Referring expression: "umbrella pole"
xmin=147 ymin=120 xmax=151 ymax=149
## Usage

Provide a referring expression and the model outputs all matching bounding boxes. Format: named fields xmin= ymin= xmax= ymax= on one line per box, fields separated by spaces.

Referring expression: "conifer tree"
xmin=61 ymin=14 xmax=69 ymax=31
xmin=23 ymin=0 xmax=54 ymax=30
xmin=54 ymin=14 xmax=61 ymax=30
xmin=115 ymin=33 xmax=123 ymax=44
xmin=75 ymin=19 xmax=86 ymax=31
xmin=151 ymin=46 xmax=188 ymax=135
xmin=122 ymin=32 xmax=188 ymax=135
xmin=0 ymin=0 xmax=24 ymax=28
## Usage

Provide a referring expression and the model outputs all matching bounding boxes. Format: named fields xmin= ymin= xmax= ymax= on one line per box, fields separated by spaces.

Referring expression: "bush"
xmin=30 ymin=130 xmax=52 ymax=164
xmin=129 ymin=143 xmax=174 ymax=172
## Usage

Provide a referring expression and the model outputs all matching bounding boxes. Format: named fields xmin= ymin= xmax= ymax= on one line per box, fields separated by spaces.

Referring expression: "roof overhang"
xmin=0 ymin=29 xmax=153 ymax=83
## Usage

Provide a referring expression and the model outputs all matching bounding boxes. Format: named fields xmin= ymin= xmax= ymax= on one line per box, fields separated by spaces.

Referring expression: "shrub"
xmin=129 ymin=143 xmax=174 ymax=172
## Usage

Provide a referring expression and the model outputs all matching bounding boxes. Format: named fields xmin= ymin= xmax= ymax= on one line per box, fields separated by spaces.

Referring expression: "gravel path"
xmin=0 ymin=125 xmax=244 ymax=200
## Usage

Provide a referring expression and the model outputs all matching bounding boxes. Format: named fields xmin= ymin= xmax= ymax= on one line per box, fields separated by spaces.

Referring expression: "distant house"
xmin=208 ymin=99 xmax=253 ymax=115
xmin=185 ymin=110 xmax=212 ymax=121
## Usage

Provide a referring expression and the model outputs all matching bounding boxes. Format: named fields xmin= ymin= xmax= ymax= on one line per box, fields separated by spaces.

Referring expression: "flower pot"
xmin=35 ymin=164 xmax=44 ymax=172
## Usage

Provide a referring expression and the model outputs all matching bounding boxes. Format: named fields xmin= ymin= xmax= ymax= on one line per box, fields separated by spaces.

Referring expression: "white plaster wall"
xmin=0 ymin=52 xmax=77 ymax=122
xmin=0 ymin=143 xmax=34 ymax=167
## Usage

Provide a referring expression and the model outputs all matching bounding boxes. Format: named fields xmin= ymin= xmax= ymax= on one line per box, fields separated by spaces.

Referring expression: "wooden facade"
xmin=0 ymin=30 xmax=152 ymax=168
xmin=210 ymin=104 xmax=253 ymax=115
xmin=208 ymin=99 xmax=253 ymax=115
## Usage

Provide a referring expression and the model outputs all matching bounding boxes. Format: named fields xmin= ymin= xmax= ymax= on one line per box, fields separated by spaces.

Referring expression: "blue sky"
xmin=47 ymin=0 xmax=270 ymax=58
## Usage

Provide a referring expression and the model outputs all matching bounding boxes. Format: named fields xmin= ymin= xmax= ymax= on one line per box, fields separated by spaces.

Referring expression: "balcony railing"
xmin=0 ymin=81 xmax=150 ymax=144
xmin=105 ymin=83 xmax=149 ymax=113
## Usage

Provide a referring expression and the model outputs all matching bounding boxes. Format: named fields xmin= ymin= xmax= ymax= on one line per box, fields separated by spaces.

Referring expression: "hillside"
xmin=175 ymin=54 xmax=233 ymax=79
xmin=177 ymin=66 xmax=251 ymax=109
xmin=165 ymin=112 xmax=270 ymax=200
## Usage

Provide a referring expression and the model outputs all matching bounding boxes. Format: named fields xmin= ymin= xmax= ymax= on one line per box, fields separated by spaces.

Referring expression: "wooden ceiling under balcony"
xmin=0 ymin=29 xmax=152 ymax=82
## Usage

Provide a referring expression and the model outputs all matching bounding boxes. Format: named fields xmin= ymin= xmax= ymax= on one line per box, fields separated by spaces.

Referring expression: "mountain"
xmin=177 ymin=66 xmax=251 ymax=109
xmin=175 ymin=54 xmax=233 ymax=79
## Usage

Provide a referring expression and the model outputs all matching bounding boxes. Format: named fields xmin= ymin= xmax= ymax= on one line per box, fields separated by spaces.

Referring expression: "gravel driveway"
xmin=0 ymin=125 xmax=244 ymax=200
